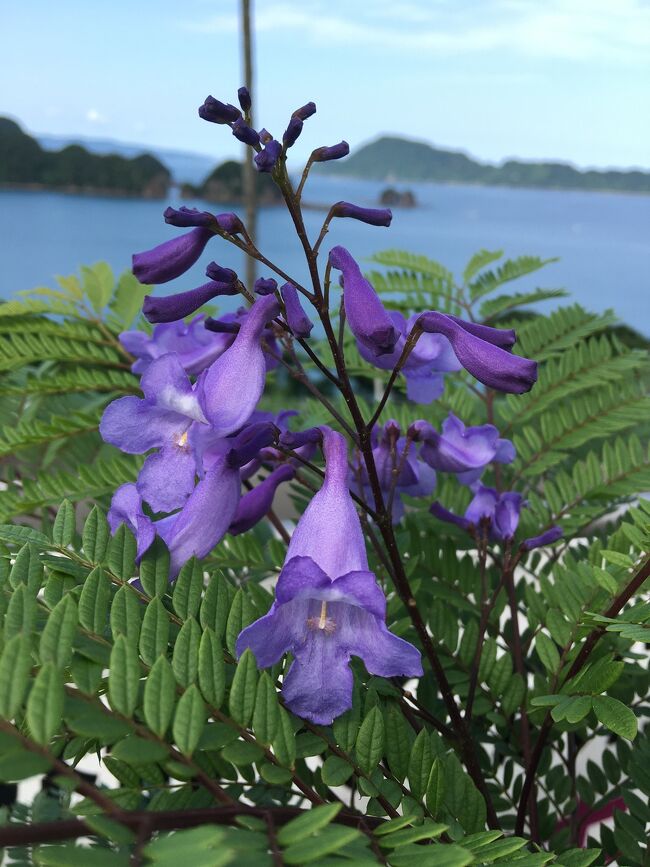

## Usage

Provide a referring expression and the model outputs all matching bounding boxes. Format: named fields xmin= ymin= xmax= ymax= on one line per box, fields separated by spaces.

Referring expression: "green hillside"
xmin=322 ymin=135 xmax=650 ymax=193
xmin=0 ymin=117 xmax=170 ymax=197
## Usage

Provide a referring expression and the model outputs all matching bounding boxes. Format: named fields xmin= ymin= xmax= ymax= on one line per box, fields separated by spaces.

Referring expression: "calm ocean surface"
xmin=1 ymin=176 xmax=648 ymax=333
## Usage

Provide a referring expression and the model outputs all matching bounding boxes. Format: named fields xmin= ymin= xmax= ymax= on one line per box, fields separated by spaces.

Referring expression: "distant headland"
xmin=318 ymin=136 xmax=650 ymax=195
xmin=0 ymin=118 xmax=170 ymax=198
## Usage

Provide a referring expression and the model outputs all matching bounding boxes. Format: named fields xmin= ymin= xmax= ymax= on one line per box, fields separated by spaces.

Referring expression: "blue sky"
xmin=2 ymin=0 xmax=649 ymax=169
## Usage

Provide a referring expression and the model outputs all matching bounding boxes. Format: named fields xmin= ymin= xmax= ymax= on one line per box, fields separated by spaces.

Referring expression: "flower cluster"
xmin=100 ymin=86 xmax=557 ymax=723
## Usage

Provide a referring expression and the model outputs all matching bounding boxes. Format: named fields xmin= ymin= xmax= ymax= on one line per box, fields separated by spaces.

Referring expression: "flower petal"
xmin=282 ymin=634 xmax=354 ymax=725
xmin=341 ymin=607 xmax=423 ymax=678
xmin=107 ymin=483 xmax=155 ymax=561
xmin=275 ymin=556 xmax=331 ymax=604
xmin=133 ymin=227 xmax=213 ymax=285
xmin=100 ymin=396 xmax=184 ymax=454
xmin=137 ymin=443 xmax=197 ymax=513
xmin=236 ymin=601 xmax=307 ymax=668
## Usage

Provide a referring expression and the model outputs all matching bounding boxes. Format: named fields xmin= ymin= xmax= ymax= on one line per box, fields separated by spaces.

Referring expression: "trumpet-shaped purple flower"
xmin=357 ymin=311 xmax=461 ymax=404
xmin=418 ymin=413 xmax=515 ymax=484
xmin=100 ymin=354 xmax=206 ymax=513
xmin=417 ymin=311 xmax=537 ymax=394
xmin=237 ymin=428 xmax=422 ymax=724
xmin=430 ymin=484 xmax=523 ymax=540
xmin=329 ymin=246 xmax=399 ymax=357
xmin=121 ymin=316 xmax=234 ymax=377
xmin=198 ymin=294 xmax=280 ymax=436
xmin=133 ymin=228 xmax=213 ymax=285
xmin=352 ymin=421 xmax=436 ymax=523
xmin=142 ymin=278 xmax=238 ymax=324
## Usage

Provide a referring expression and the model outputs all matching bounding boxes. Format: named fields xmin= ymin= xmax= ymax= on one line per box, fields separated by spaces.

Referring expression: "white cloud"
xmin=86 ymin=108 xmax=108 ymax=125
xmin=180 ymin=0 xmax=650 ymax=63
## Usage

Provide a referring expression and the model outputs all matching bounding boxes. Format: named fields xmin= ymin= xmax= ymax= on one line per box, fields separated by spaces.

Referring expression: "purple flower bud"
xmin=232 ymin=118 xmax=260 ymax=146
xmin=227 ymin=422 xmax=279 ymax=468
xmin=494 ymin=492 xmax=522 ymax=539
xmin=199 ymin=95 xmax=241 ymax=124
xmin=417 ymin=311 xmax=537 ymax=394
xmin=283 ymin=117 xmax=303 ymax=149
xmin=133 ymin=227 xmax=213 ymax=285
xmin=143 ymin=280 xmax=239 ymax=324
xmin=292 ymin=102 xmax=316 ymax=120
xmin=521 ymin=526 xmax=563 ymax=551
xmin=205 ymin=317 xmax=240 ymax=335
xmin=329 ymin=246 xmax=399 ymax=357
xmin=279 ymin=427 xmax=322 ymax=450
xmin=164 ymin=206 xmax=215 ymax=228
xmin=258 ymin=128 xmax=273 ymax=144
xmin=229 ymin=465 xmax=295 ymax=535
xmin=312 ymin=141 xmax=349 ymax=162
xmin=215 ymin=213 xmax=246 ymax=235
xmin=205 ymin=262 xmax=238 ymax=285
xmin=254 ymin=277 xmax=278 ymax=296
xmin=254 ymin=139 xmax=282 ymax=173
xmin=331 ymin=201 xmax=392 ymax=227
xmin=281 ymin=283 xmax=313 ymax=338
xmin=445 ymin=315 xmax=516 ymax=350
xmin=237 ymin=86 xmax=251 ymax=112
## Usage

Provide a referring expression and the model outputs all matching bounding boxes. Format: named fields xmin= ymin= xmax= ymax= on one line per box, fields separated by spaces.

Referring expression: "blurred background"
xmin=1 ymin=0 xmax=649 ymax=331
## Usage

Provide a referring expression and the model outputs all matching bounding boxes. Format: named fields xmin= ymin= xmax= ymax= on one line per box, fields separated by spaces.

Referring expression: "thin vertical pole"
xmin=241 ymin=0 xmax=257 ymax=288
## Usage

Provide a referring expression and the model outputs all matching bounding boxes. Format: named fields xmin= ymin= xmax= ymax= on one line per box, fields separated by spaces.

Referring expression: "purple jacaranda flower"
xmin=352 ymin=421 xmax=436 ymax=523
xmin=292 ymin=102 xmax=316 ymax=120
xmin=357 ymin=311 xmax=461 ymax=403
xmin=417 ymin=311 xmax=537 ymax=394
xmin=331 ymin=202 xmax=392 ymax=227
xmin=254 ymin=139 xmax=282 ymax=173
xmin=199 ymin=95 xmax=241 ymax=124
xmin=163 ymin=207 xmax=245 ymax=236
xmin=254 ymin=277 xmax=278 ymax=296
xmin=237 ymin=86 xmax=251 ymax=112
xmin=329 ymin=246 xmax=399 ymax=357
xmin=312 ymin=141 xmax=349 ymax=162
xmin=281 ymin=283 xmax=313 ymax=338
xmin=258 ymin=128 xmax=273 ymax=144
xmin=108 ymin=483 xmax=155 ymax=561
xmin=229 ymin=465 xmax=295 ymax=535
xmin=236 ymin=428 xmax=422 ymax=723
xmin=205 ymin=307 xmax=280 ymax=373
xmin=232 ymin=118 xmax=260 ymax=146
xmin=198 ymin=295 xmax=280 ymax=436
xmin=430 ymin=484 xmax=523 ymax=541
xmin=283 ymin=117 xmax=303 ymax=149
xmin=100 ymin=354 xmax=206 ymax=513
xmin=133 ymin=228 xmax=213 ymax=285
xmin=205 ymin=263 xmax=238 ymax=285
xmin=121 ymin=316 xmax=234 ymax=377
xmin=418 ymin=413 xmax=515 ymax=484
xmin=142 ymin=279 xmax=239 ymax=324
xmin=521 ymin=526 xmax=563 ymax=551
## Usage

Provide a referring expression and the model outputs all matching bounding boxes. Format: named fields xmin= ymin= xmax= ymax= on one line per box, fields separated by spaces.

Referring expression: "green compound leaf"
xmin=272 ymin=706 xmax=296 ymax=769
xmin=200 ymin=571 xmax=235 ymax=640
xmin=173 ymin=684 xmax=206 ymax=756
xmin=408 ymin=728 xmax=434 ymax=801
xmin=321 ymin=754 xmax=354 ymax=786
xmin=229 ymin=648 xmax=258 ymax=726
xmin=139 ymin=596 xmax=170 ymax=666
xmin=52 ymin=499 xmax=76 ymax=547
xmin=108 ymin=635 xmax=140 ymax=717
xmin=139 ymin=538 xmax=171 ymax=598
xmin=110 ymin=585 xmax=142 ymax=644
xmin=198 ymin=627 xmax=225 ymax=708
xmin=426 ymin=758 xmax=445 ymax=818
xmin=225 ymin=588 xmax=257 ymax=656
xmin=384 ymin=700 xmax=414 ymax=782
xmin=144 ymin=656 xmax=176 ymax=738
xmin=78 ymin=567 xmax=111 ymax=634
xmin=355 ymin=705 xmax=385 ymax=775
xmin=82 ymin=506 xmax=110 ymax=564
xmin=172 ymin=617 xmax=201 ymax=687
xmin=592 ymin=695 xmax=638 ymax=741
xmin=252 ymin=672 xmax=280 ymax=746
xmin=27 ymin=663 xmax=64 ymax=744
xmin=0 ymin=634 xmax=32 ymax=718
xmin=282 ymin=824 xmax=362 ymax=865
xmin=39 ymin=593 xmax=78 ymax=669
xmin=173 ymin=557 xmax=204 ymax=620
xmin=106 ymin=523 xmax=137 ymax=581
xmin=535 ymin=632 xmax=561 ymax=674
xmin=277 ymin=802 xmax=342 ymax=847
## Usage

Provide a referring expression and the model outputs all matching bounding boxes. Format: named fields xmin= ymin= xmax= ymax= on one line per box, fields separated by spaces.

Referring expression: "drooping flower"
xmin=164 ymin=206 xmax=245 ymax=236
xmin=329 ymin=246 xmax=399 ymax=357
xmin=232 ymin=118 xmax=260 ymax=146
xmin=254 ymin=277 xmax=278 ymax=296
xmin=229 ymin=464 xmax=295 ymax=535
xmin=198 ymin=294 xmax=280 ymax=435
xmin=292 ymin=102 xmax=316 ymax=120
xmin=237 ymin=428 xmax=422 ymax=724
xmin=133 ymin=228 xmax=214 ymax=285
xmin=417 ymin=311 xmax=537 ymax=394
xmin=430 ymin=484 xmax=522 ymax=540
xmin=100 ymin=354 xmax=206 ymax=513
xmin=142 ymin=276 xmax=239 ymax=324
xmin=120 ymin=316 xmax=234 ymax=376
xmin=356 ymin=311 xmax=461 ymax=404
xmin=352 ymin=420 xmax=436 ymax=523
xmin=418 ymin=413 xmax=515 ymax=484
xmin=199 ymin=95 xmax=241 ymax=125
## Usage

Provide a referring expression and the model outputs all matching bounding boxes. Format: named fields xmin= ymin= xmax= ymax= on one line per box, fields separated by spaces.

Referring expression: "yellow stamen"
xmin=178 ymin=431 xmax=188 ymax=447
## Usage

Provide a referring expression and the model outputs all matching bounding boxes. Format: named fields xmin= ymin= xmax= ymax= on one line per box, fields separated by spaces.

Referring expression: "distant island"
xmin=181 ymin=159 xmax=282 ymax=205
xmin=380 ymin=187 xmax=417 ymax=207
xmin=0 ymin=118 xmax=170 ymax=198
xmin=321 ymin=136 xmax=650 ymax=195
